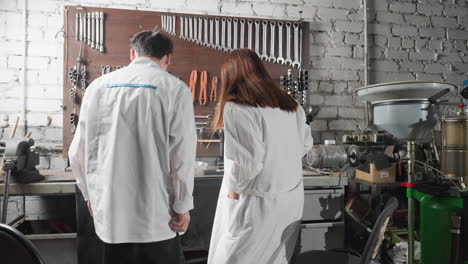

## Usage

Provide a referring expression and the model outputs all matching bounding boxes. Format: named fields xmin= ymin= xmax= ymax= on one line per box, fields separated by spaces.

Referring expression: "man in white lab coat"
xmin=69 ymin=31 xmax=197 ymax=264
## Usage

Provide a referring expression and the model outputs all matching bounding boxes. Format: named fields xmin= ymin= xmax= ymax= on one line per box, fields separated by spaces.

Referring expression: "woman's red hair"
xmin=212 ymin=49 xmax=298 ymax=130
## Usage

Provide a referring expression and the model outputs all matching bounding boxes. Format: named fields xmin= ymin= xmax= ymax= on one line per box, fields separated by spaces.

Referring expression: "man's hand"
xmin=228 ymin=191 xmax=239 ymax=200
xmin=87 ymin=200 xmax=93 ymax=217
xmin=170 ymin=211 xmax=190 ymax=233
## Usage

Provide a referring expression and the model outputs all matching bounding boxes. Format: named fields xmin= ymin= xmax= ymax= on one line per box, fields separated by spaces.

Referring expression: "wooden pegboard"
xmin=63 ymin=6 xmax=309 ymax=157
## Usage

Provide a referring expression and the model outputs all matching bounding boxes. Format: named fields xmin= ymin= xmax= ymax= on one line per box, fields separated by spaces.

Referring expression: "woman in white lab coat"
xmin=208 ymin=49 xmax=313 ymax=264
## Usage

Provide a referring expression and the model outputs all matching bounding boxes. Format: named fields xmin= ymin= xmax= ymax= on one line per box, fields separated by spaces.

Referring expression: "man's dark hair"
xmin=130 ymin=30 xmax=173 ymax=59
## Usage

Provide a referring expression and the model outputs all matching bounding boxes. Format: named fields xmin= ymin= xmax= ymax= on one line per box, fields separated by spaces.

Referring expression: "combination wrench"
xmin=75 ymin=13 xmax=79 ymax=40
xmin=221 ymin=18 xmax=226 ymax=51
xmin=277 ymin=22 xmax=285 ymax=64
xmin=254 ymin=20 xmax=260 ymax=55
xmin=197 ymin=17 xmax=203 ymax=45
xmin=79 ymin=13 xmax=84 ymax=42
xmin=80 ymin=13 xmax=85 ymax=42
xmin=184 ymin=16 xmax=189 ymax=40
xmin=240 ymin=19 xmax=245 ymax=49
xmin=247 ymin=20 xmax=253 ymax=49
xmin=268 ymin=21 xmax=276 ymax=63
xmin=82 ymin=13 xmax=87 ymax=43
xmin=87 ymin=12 xmax=91 ymax=46
xmin=215 ymin=18 xmax=220 ymax=49
xmin=285 ymin=22 xmax=293 ymax=66
xmin=226 ymin=18 xmax=232 ymax=51
xmin=209 ymin=18 xmax=214 ymax=48
xmin=96 ymin=12 xmax=101 ymax=51
xmin=203 ymin=17 xmax=208 ymax=46
xmin=233 ymin=18 xmax=239 ymax=50
xmin=189 ymin=17 xmax=193 ymax=42
xmin=91 ymin=12 xmax=96 ymax=49
xmin=172 ymin=16 xmax=176 ymax=35
xmin=99 ymin=12 xmax=104 ymax=52
xmin=100 ymin=65 xmax=106 ymax=76
xmin=180 ymin=16 xmax=184 ymax=39
xmin=193 ymin=16 xmax=198 ymax=43
xmin=260 ymin=21 xmax=269 ymax=61
xmin=292 ymin=22 xmax=301 ymax=69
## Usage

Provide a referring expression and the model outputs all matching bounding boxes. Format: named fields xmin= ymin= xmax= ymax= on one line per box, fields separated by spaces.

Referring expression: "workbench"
xmin=1 ymin=169 xmax=348 ymax=263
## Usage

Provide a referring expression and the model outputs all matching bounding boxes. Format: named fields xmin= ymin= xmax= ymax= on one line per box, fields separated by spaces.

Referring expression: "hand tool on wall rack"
xmin=172 ymin=16 xmax=177 ymax=35
xmin=99 ymin=12 xmax=104 ymax=52
xmin=254 ymin=20 xmax=260 ymax=55
xmin=162 ymin=15 xmax=166 ymax=31
xmin=210 ymin=76 xmax=218 ymax=102
xmin=116 ymin=66 xmax=123 ymax=70
xmin=70 ymin=110 xmax=77 ymax=134
xmin=189 ymin=70 xmax=198 ymax=102
xmin=287 ymin=69 xmax=293 ymax=96
xmin=203 ymin=17 xmax=208 ymax=46
xmin=208 ymin=18 xmax=214 ymax=48
xmin=179 ymin=16 xmax=184 ymax=39
xmin=233 ymin=18 xmax=239 ymax=50
xmin=300 ymin=70 xmax=309 ymax=106
xmin=75 ymin=13 xmax=79 ymax=40
xmin=81 ymin=65 xmax=87 ymax=92
xmin=78 ymin=13 xmax=82 ymax=41
xmin=215 ymin=18 xmax=220 ymax=49
xmin=199 ymin=71 xmax=208 ymax=105
xmin=184 ymin=16 xmax=189 ymax=40
xmin=292 ymin=22 xmax=301 ymax=69
xmin=285 ymin=22 xmax=293 ymax=66
xmin=189 ymin=16 xmax=193 ymax=42
xmin=91 ymin=12 xmax=96 ymax=49
xmin=277 ymin=21 xmax=285 ymax=64
xmin=240 ymin=19 xmax=246 ymax=49
xmin=197 ymin=17 xmax=203 ymax=44
xmin=83 ymin=13 xmax=87 ymax=44
xmin=78 ymin=13 xmax=83 ymax=42
xmin=196 ymin=122 xmax=211 ymax=126
xmin=260 ymin=21 xmax=269 ymax=61
xmin=96 ymin=12 xmax=101 ymax=51
xmin=100 ymin=65 xmax=106 ymax=76
xmin=105 ymin=65 xmax=111 ymax=74
xmin=193 ymin=16 xmax=198 ymax=43
xmin=195 ymin=115 xmax=212 ymax=120
xmin=221 ymin=18 xmax=226 ymax=51
xmin=226 ymin=18 xmax=232 ymax=51
xmin=87 ymin=12 xmax=91 ymax=46
xmin=247 ymin=20 xmax=253 ymax=49
xmin=268 ymin=21 xmax=276 ymax=63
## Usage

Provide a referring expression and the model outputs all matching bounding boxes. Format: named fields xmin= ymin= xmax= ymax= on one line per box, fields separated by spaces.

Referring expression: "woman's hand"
xmin=228 ymin=191 xmax=239 ymax=200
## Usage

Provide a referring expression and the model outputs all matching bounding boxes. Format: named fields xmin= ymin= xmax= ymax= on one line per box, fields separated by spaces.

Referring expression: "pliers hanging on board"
xmin=210 ymin=76 xmax=218 ymax=103
xmin=198 ymin=71 xmax=208 ymax=105
xmin=189 ymin=70 xmax=198 ymax=102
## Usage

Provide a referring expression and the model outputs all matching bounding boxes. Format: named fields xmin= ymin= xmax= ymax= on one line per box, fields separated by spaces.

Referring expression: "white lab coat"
xmin=68 ymin=58 xmax=197 ymax=244
xmin=208 ymin=102 xmax=313 ymax=264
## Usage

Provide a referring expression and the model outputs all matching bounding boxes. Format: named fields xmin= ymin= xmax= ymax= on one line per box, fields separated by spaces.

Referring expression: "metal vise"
xmin=1 ymin=138 xmax=43 ymax=183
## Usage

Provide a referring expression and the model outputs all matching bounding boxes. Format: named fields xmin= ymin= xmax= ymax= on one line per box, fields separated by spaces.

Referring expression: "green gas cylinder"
xmin=415 ymin=190 xmax=463 ymax=264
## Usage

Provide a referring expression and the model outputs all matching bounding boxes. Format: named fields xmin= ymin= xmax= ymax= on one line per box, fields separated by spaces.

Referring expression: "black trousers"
xmin=102 ymin=235 xmax=185 ymax=264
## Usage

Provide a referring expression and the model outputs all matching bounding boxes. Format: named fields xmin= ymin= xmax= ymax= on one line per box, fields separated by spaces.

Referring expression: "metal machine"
xmin=308 ymin=81 xmax=468 ymax=263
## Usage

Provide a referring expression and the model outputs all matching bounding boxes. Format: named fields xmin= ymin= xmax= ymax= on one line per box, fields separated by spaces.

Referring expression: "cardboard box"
xmin=356 ymin=163 xmax=396 ymax=183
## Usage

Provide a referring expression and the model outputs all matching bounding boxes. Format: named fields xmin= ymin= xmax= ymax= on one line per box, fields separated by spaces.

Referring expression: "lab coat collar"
xmin=130 ymin=57 xmax=162 ymax=69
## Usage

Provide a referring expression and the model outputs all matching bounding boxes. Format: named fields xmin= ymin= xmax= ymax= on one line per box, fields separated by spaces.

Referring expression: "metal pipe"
xmin=1 ymin=169 xmax=12 ymax=224
xmin=21 ymin=0 xmax=28 ymax=137
xmin=363 ymin=0 xmax=368 ymax=86
xmin=407 ymin=141 xmax=416 ymax=264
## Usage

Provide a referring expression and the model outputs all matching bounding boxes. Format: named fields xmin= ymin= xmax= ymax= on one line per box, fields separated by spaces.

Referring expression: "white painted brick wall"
xmin=1 ymin=0 xmax=468 ymax=157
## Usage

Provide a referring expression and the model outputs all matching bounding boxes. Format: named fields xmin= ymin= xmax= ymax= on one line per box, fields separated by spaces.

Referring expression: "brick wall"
xmin=0 ymin=0 xmax=467 ymax=168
